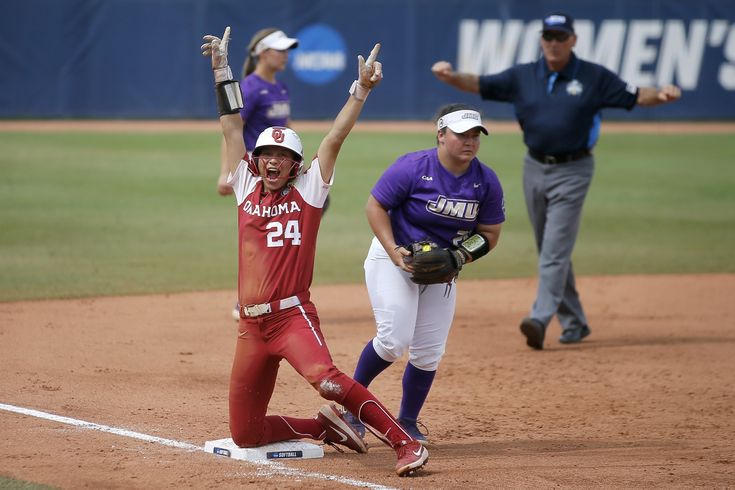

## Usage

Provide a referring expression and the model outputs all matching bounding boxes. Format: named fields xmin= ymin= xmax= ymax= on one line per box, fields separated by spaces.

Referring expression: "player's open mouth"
xmin=265 ymin=168 xmax=281 ymax=181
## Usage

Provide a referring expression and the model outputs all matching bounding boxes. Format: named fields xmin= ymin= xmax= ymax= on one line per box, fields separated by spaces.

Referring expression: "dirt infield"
xmin=1 ymin=274 xmax=734 ymax=488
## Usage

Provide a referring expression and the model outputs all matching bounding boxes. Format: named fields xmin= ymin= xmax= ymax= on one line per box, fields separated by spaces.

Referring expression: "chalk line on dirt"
xmin=0 ymin=402 xmax=395 ymax=490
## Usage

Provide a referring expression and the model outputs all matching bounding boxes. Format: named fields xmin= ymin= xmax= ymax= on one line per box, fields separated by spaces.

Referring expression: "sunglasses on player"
xmin=542 ymin=31 xmax=571 ymax=42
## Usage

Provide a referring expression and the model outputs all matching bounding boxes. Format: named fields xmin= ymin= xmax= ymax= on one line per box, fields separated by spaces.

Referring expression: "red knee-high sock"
xmin=263 ymin=415 xmax=324 ymax=443
xmin=341 ymin=382 xmax=412 ymax=450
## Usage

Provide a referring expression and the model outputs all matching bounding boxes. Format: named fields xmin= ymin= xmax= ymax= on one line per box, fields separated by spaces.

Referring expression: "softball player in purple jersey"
xmin=345 ymin=104 xmax=505 ymax=443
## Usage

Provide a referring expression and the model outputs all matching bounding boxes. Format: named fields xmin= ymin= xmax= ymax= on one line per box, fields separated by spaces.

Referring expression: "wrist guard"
xmin=215 ymin=80 xmax=243 ymax=116
xmin=214 ymin=66 xmax=233 ymax=83
xmin=348 ymin=80 xmax=370 ymax=101
xmin=457 ymin=233 xmax=490 ymax=263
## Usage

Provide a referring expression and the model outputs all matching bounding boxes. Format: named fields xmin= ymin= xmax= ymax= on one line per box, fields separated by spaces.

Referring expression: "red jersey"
xmin=228 ymin=158 xmax=331 ymax=306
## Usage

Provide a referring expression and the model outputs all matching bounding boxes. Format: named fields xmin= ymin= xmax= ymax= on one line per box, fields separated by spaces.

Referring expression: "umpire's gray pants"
xmin=523 ymin=153 xmax=594 ymax=330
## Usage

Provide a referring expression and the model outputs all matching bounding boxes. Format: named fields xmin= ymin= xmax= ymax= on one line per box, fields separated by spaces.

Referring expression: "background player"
xmin=432 ymin=12 xmax=681 ymax=350
xmin=344 ymin=103 xmax=505 ymax=443
xmin=201 ymin=27 xmax=428 ymax=476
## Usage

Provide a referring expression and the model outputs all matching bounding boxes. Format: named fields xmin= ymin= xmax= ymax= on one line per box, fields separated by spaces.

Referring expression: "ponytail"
xmin=241 ymin=27 xmax=280 ymax=77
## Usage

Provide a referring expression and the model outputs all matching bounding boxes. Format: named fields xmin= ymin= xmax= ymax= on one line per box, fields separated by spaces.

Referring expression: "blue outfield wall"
xmin=1 ymin=0 xmax=734 ymax=120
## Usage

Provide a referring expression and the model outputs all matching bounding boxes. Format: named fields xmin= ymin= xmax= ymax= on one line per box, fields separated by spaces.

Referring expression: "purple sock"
xmin=399 ymin=363 xmax=436 ymax=422
xmin=352 ymin=340 xmax=392 ymax=387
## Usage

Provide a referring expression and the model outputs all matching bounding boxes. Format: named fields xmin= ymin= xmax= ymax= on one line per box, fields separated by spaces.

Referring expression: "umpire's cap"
xmin=542 ymin=12 xmax=575 ymax=34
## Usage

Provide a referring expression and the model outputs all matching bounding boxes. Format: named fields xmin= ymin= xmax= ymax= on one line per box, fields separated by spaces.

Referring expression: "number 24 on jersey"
xmin=266 ymin=220 xmax=302 ymax=247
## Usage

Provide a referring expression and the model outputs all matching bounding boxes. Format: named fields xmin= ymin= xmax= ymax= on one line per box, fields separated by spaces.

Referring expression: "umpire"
xmin=432 ymin=12 xmax=681 ymax=350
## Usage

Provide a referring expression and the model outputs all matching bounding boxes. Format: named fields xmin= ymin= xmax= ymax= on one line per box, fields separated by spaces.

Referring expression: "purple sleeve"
xmin=371 ymin=156 xmax=413 ymax=209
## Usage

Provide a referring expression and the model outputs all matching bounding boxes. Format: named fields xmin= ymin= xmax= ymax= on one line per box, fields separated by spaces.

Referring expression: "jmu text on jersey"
xmin=426 ymin=196 xmax=480 ymax=221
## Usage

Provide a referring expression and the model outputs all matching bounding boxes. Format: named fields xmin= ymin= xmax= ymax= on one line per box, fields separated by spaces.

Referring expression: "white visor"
xmin=437 ymin=110 xmax=488 ymax=135
xmin=253 ymin=31 xmax=299 ymax=55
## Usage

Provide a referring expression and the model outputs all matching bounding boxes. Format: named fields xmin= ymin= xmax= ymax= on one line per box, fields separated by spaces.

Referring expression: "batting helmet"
xmin=251 ymin=127 xmax=304 ymax=178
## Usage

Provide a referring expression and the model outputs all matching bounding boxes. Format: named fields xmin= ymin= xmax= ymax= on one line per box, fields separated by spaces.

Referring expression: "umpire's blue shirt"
xmin=478 ymin=53 xmax=638 ymax=155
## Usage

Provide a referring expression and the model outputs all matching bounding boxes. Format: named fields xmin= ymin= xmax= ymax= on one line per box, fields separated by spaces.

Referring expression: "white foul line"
xmin=0 ymin=402 xmax=200 ymax=450
xmin=0 ymin=402 xmax=395 ymax=490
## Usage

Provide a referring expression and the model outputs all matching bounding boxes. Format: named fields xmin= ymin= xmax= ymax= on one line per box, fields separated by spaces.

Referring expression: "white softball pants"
xmin=364 ymin=237 xmax=457 ymax=371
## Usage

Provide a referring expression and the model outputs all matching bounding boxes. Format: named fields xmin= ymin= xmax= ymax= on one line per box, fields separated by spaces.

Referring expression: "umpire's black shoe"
xmin=520 ymin=317 xmax=546 ymax=350
xmin=559 ymin=325 xmax=591 ymax=344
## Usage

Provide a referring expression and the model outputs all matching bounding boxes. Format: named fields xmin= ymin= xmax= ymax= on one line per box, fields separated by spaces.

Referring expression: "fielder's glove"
xmin=406 ymin=241 xmax=465 ymax=285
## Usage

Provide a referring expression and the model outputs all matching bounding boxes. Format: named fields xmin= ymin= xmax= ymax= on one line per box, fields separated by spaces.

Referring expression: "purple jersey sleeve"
xmin=372 ymin=149 xmax=505 ymax=249
xmin=371 ymin=153 xmax=415 ymax=209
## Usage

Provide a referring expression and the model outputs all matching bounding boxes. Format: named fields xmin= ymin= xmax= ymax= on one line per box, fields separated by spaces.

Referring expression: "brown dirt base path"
xmin=1 ymin=274 xmax=734 ymax=489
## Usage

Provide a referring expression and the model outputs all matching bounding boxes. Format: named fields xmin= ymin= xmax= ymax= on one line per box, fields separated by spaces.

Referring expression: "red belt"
xmin=238 ymin=291 xmax=310 ymax=318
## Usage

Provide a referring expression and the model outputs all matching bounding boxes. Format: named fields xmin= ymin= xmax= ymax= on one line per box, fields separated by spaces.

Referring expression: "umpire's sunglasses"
xmin=542 ymin=31 xmax=571 ymax=42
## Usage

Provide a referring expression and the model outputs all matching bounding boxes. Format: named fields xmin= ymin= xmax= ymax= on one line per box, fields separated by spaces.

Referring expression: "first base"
xmin=204 ymin=438 xmax=324 ymax=461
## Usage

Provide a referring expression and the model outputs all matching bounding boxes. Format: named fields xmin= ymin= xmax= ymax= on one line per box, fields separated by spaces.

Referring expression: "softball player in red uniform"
xmin=217 ymin=28 xmax=299 ymax=321
xmin=202 ymin=27 xmax=428 ymax=477
xmin=219 ymin=27 xmax=331 ymax=321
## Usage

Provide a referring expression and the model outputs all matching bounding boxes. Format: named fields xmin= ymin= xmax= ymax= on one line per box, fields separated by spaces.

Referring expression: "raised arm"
xmin=316 ymin=43 xmax=383 ymax=183
xmin=202 ymin=27 xmax=246 ymax=177
xmin=217 ymin=136 xmax=233 ymax=195
xmin=431 ymin=61 xmax=480 ymax=94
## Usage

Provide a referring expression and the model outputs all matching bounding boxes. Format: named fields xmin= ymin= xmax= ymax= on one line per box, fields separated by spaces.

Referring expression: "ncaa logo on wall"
xmin=290 ymin=24 xmax=346 ymax=85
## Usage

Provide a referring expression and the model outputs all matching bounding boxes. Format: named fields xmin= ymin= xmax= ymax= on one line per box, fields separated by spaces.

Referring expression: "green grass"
xmin=1 ymin=129 xmax=734 ymax=302
xmin=0 ymin=476 xmax=55 ymax=489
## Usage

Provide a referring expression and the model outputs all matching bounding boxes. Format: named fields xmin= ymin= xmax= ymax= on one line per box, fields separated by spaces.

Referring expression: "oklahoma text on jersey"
xmin=242 ymin=199 xmax=302 ymax=217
